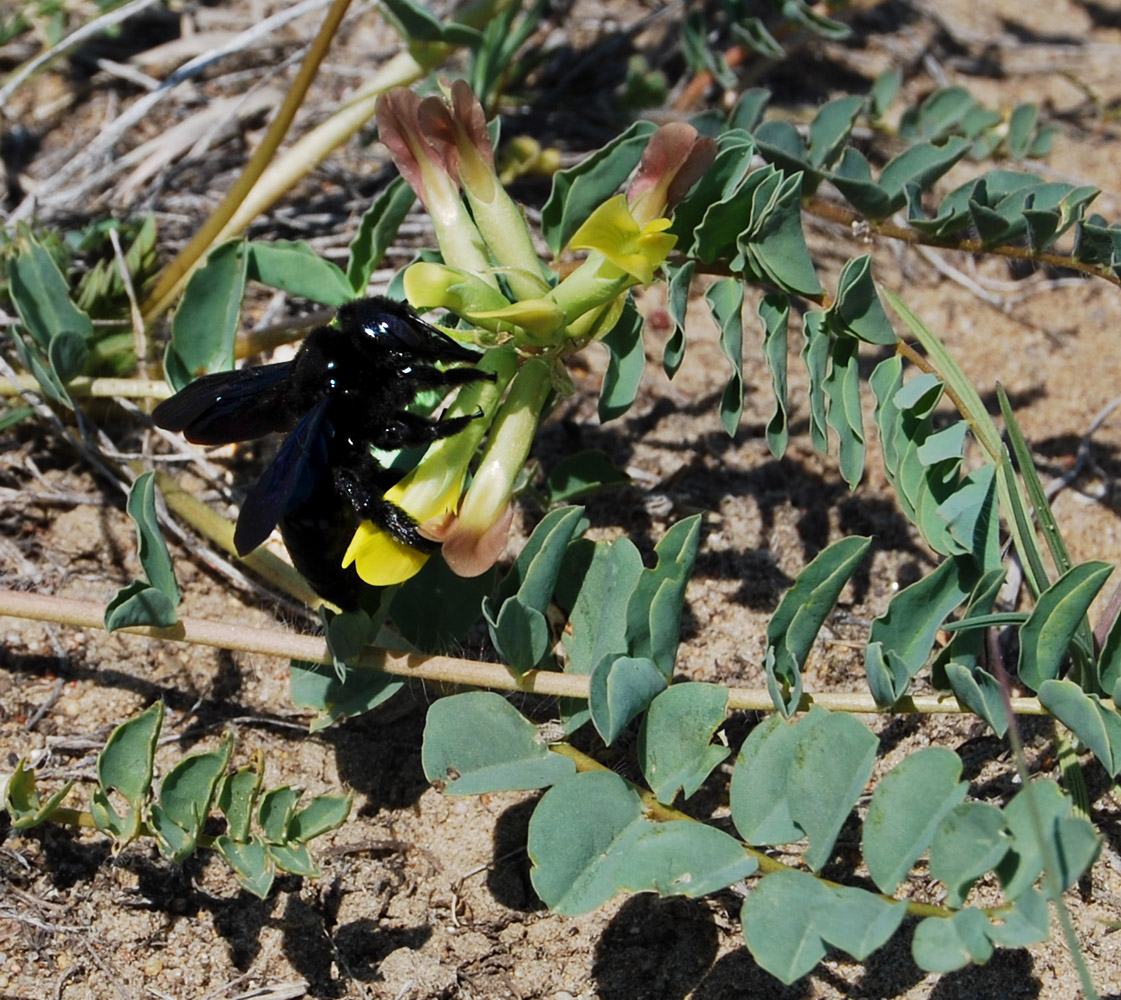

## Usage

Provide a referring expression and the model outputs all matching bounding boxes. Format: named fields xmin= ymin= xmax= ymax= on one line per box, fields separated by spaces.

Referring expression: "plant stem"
xmin=141 ymin=0 xmax=354 ymax=324
xmin=805 ymin=196 xmax=1121 ymax=288
xmin=549 ymin=743 xmax=975 ymax=920
xmin=0 ymin=589 xmax=1052 ymax=717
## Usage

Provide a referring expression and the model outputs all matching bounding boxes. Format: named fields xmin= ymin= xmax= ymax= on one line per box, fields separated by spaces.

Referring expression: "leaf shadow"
xmin=592 ymin=895 xmax=719 ymax=1000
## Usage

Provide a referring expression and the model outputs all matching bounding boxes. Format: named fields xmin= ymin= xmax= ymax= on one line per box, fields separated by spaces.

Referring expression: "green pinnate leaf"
xmin=8 ymin=238 xmax=93 ymax=350
xmin=912 ymin=908 xmax=993 ymax=973
xmin=217 ymin=759 xmax=263 ymax=843
xmin=817 ymin=886 xmax=905 ymax=961
xmin=758 ymin=292 xmax=790 ymax=458
xmin=165 ymin=240 xmax=247 ymax=391
xmin=597 ymin=302 xmax=645 ymax=422
xmin=638 ymin=683 xmax=730 ymax=805
xmin=766 ymin=536 xmax=871 ymax=715
xmin=288 ymin=660 xmax=404 ymax=733
xmin=258 ymin=785 xmax=300 ymax=845
xmin=542 ymin=120 xmax=657 ymax=254
xmin=827 ymin=255 xmax=896 ymax=345
xmin=788 ymin=709 xmax=878 ymax=872
xmin=4 ymin=760 xmax=74 ymax=829
xmin=422 ymin=692 xmax=575 ymax=794
xmin=997 ymin=780 xmax=1100 ymax=898
xmin=625 ymin=515 xmax=702 ymax=679
xmin=288 ymin=793 xmax=353 ymax=843
xmin=863 ymin=747 xmax=968 ymax=894
xmin=126 ymin=471 xmax=180 ymax=606
xmin=246 ymin=241 xmax=353 ymax=306
xmin=150 ymin=734 xmax=232 ymax=862
xmin=985 ymin=888 xmax=1050 ymax=948
xmin=730 ymin=715 xmax=802 ymax=846
xmin=705 ymin=277 xmax=745 ymax=436
xmin=928 ymin=802 xmax=1010 ymax=907
xmin=267 ymin=842 xmax=319 ymax=877
xmin=1039 ymin=679 xmax=1121 ymax=776
xmin=1018 ymin=562 xmax=1112 ymax=691
xmin=543 ymin=450 xmax=629 ymax=504
xmin=346 ymin=176 xmax=415 ymax=293
xmin=217 ymin=836 xmax=275 ymax=898
xmin=589 ymin=655 xmax=667 ymax=746
xmin=104 ymin=582 xmax=178 ymax=633
xmin=741 ymin=869 xmax=830 ymax=984
xmin=614 ymin=821 xmax=756 ymax=899
xmin=92 ymin=702 xmax=163 ymax=843
xmin=528 ymin=771 xmax=755 ymax=916
xmin=528 ymin=771 xmax=645 ymax=915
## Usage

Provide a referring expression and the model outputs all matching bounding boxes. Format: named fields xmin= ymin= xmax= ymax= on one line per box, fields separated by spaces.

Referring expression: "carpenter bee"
xmin=153 ymin=296 xmax=494 ymax=610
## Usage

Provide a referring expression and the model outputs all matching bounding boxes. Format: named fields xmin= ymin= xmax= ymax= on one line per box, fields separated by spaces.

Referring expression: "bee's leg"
xmin=403 ymin=365 xmax=496 ymax=389
xmin=333 ymin=455 xmax=437 ymax=553
xmin=375 ymin=410 xmax=483 ymax=450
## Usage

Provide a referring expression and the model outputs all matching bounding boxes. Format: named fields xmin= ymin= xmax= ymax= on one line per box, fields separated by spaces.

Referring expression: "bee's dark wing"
xmin=233 ymin=396 xmax=331 ymax=556
xmin=153 ymin=362 xmax=295 ymax=445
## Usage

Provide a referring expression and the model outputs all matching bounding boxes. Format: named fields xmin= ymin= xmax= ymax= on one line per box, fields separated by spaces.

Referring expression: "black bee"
xmin=153 ymin=296 xmax=494 ymax=610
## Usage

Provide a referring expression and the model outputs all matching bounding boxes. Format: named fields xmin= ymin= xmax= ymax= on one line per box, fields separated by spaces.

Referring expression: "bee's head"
xmin=337 ymin=297 xmax=482 ymax=365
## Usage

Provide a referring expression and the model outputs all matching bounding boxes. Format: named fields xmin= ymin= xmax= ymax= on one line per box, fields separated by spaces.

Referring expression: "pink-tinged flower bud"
xmin=417 ymin=80 xmax=549 ymax=301
xmin=627 ymin=122 xmax=717 ymax=226
xmin=376 ymin=88 xmax=496 ymax=287
xmin=442 ymin=359 xmax=553 ymax=577
xmin=342 ymin=347 xmax=516 ymax=585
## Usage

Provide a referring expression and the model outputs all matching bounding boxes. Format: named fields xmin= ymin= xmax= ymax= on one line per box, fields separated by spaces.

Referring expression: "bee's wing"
xmin=153 ymin=362 xmax=295 ymax=444
xmin=233 ymin=397 xmax=331 ymax=556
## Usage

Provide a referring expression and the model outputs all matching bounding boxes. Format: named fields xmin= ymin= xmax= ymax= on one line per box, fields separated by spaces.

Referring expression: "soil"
xmin=3 ymin=1 xmax=1121 ymax=998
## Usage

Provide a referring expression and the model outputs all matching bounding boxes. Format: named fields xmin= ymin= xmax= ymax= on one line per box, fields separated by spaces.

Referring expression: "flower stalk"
xmin=356 ymin=83 xmax=715 ymax=582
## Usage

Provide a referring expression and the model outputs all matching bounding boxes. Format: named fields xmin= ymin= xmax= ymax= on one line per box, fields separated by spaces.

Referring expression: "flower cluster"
xmin=345 ymin=81 xmax=715 ymax=586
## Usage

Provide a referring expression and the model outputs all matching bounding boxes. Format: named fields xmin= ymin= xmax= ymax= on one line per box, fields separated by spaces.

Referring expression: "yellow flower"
xmin=341 ymin=348 xmax=517 ymax=586
xmin=568 ymin=194 xmax=677 ymax=285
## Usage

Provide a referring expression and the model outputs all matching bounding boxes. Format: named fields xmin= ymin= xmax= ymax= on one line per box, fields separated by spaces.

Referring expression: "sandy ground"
xmin=3 ymin=1 xmax=1121 ymax=997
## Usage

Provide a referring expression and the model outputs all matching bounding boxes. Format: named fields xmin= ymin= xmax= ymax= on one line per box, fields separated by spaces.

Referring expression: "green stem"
xmin=142 ymin=0 xmax=354 ymax=324
xmin=804 ymin=195 xmax=1121 ymax=288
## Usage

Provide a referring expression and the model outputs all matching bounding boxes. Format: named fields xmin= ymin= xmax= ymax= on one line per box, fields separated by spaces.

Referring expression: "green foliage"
xmin=5 ymin=703 xmax=351 ymax=898
xmin=528 ymin=770 xmax=758 ymax=915
xmin=11 ymin=9 xmax=1121 ymax=987
xmin=421 ymin=691 xmax=576 ymax=793
xmin=105 ymin=472 xmax=181 ymax=632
